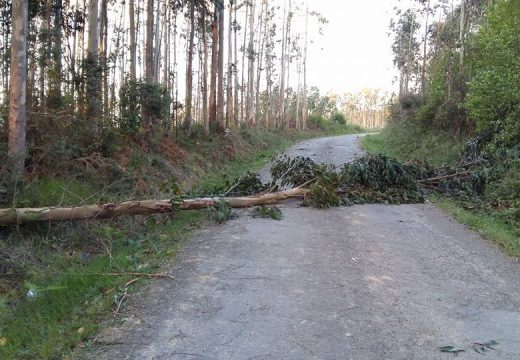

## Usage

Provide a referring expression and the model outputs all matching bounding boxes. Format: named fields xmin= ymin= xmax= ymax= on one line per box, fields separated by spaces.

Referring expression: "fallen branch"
xmin=0 ymin=188 xmax=311 ymax=225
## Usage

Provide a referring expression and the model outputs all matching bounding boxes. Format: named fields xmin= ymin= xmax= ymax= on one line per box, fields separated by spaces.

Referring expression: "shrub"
xmin=331 ymin=112 xmax=347 ymax=125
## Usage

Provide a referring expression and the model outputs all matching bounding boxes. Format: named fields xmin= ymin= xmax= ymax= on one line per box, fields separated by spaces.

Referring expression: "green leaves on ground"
xmin=439 ymin=345 xmax=465 ymax=355
xmin=251 ymin=206 xmax=283 ymax=220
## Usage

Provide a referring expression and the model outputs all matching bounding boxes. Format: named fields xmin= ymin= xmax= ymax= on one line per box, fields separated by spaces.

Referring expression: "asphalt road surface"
xmin=94 ymin=134 xmax=520 ymax=360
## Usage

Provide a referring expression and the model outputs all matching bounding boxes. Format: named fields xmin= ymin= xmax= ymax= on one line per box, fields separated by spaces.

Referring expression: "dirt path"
xmin=94 ymin=135 xmax=520 ymax=359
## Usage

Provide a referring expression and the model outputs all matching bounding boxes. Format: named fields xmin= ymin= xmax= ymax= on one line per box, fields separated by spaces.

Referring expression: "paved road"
xmin=94 ymin=135 xmax=520 ymax=360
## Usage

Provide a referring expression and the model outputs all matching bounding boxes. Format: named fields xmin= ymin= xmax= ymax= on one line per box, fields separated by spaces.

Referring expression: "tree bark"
xmin=184 ymin=1 xmax=195 ymax=131
xmin=302 ymin=2 xmax=308 ymax=130
xmin=0 ymin=188 xmax=311 ymax=225
xmin=145 ymin=0 xmax=155 ymax=82
xmin=129 ymin=0 xmax=137 ymax=80
xmin=459 ymin=0 xmax=466 ymax=73
xmin=216 ymin=1 xmax=225 ymax=132
xmin=209 ymin=8 xmax=218 ymax=133
xmin=278 ymin=0 xmax=288 ymax=129
xmin=8 ymin=0 xmax=28 ymax=175
xmin=226 ymin=0 xmax=234 ymax=128
xmin=201 ymin=6 xmax=209 ymax=136
xmin=245 ymin=0 xmax=256 ymax=126
xmin=86 ymin=0 xmax=101 ymax=128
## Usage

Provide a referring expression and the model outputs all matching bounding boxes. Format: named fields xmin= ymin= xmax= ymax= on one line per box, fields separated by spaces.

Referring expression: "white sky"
xmin=306 ymin=0 xmax=401 ymax=94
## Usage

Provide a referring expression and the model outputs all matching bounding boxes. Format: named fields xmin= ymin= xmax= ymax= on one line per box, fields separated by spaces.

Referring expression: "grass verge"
xmin=0 ymin=125 xmax=362 ymax=359
xmin=361 ymin=124 xmax=467 ymax=166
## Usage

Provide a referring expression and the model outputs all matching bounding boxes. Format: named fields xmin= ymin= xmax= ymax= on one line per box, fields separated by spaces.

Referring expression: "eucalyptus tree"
xmin=8 ymin=0 xmax=28 ymax=175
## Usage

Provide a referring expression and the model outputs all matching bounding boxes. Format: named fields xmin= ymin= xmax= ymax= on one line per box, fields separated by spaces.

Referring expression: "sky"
xmin=305 ymin=0 xmax=401 ymax=94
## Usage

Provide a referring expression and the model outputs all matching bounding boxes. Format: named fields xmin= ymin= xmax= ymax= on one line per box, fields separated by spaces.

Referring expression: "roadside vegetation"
xmin=0 ymin=121 xmax=362 ymax=359
xmin=364 ymin=0 xmax=520 ymax=258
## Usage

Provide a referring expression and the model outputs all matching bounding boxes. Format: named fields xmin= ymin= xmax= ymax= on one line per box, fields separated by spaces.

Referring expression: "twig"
xmin=112 ymin=288 xmax=128 ymax=317
xmin=102 ymin=272 xmax=175 ymax=279
xmin=419 ymin=171 xmax=471 ymax=183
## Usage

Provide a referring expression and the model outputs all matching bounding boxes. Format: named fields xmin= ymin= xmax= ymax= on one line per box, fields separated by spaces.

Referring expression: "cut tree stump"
xmin=0 ymin=188 xmax=311 ymax=225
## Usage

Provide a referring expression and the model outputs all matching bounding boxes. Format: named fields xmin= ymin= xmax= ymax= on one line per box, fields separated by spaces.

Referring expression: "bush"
xmin=331 ymin=112 xmax=347 ymax=125
xmin=119 ymin=79 xmax=171 ymax=133
xmin=307 ymin=115 xmax=327 ymax=130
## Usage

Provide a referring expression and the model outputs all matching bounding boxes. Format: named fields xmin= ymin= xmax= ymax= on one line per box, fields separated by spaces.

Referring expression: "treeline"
xmin=0 ymin=0 xmax=333 ymax=176
xmin=390 ymin=0 xmax=518 ymax=145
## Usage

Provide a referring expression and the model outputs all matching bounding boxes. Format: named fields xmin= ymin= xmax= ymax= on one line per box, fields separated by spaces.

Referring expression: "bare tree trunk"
xmin=255 ymin=0 xmax=266 ymax=127
xmin=421 ymin=0 xmax=431 ymax=98
xmin=302 ymin=2 xmax=308 ymax=130
xmin=184 ymin=1 xmax=195 ymax=131
xmin=145 ymin=0 xmax=154 ymax=82
xmin=209 ymin=10 xmax=218 ymax=132
xmin=201 ymin=6 xmax=209 ymax=136
xmin=216 ymin=2 xmax=225 ymax=132
xmin=245 ymin=0 xmax=256 ymax=126
xmin=226 ymin=0 xmax=234 ymax=128
xmin=99 ymin=0 xmax=109 ymax=117
xmin=129 ymin=0 xmax=137 ymax=80
xmin=86 ymin=0 xmax=100 ymax=129
xmin=240 ymin=3 xmax=249 ymax=124
xmin=278 ymin=0 xmax=288 ymax=129
xmin=233 ymin=1 xmax=239 ymax=127
xmin=459 ymin=0 xmax=465 ymax=73
xmin=0 ymin=189 xmax=311 ymax=225
xmin=39 ymin=0 xmax=51 ymax=107
xmin=8 ymin=0 xmax=28 ymax=175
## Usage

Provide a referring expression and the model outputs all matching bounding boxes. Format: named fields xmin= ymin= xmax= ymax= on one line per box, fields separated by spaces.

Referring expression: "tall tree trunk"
xmin=459 ymin=0 xmax=465 ymax=73
xmin=39 ymin=0 xmax=51 ymax=107
xmin=240 ymin=3 xmax=249 ymax=123
xmin=201 ymin=6 xmax=209 ymax=136
xmin=129 ymin=0 xmax=137 ymax=80
xmin=278 ymin=0 xmax=288 ymax=129
xmin=245 ymin=0 xmax=256 ymax=126
xmin=145 ymin=0 xmax=154 ymax=82
xmin=226 ymin=0 xmax=234 ymax=128
xmin=8 ymin=0 xmax=28 ymax=175
xmin=184 ymin=1 xmax=195 ymax=131
xmin=216 ymin=2 xmax=225 ymax=132
xmin=233 ymin=1 xmax=239 ymax=127
xmin=209 ymin=10 xmax=218 ymax=132
xmin=86 ymin=0 xmax=101 ymax=129
xmin=302 ymin=2 xmax=308 ymax=130
xmin=421 ymin=0 xmax=431 ymax=98
xmin=99 ymin=0 xmax=108 ymax=116
xmin=255 ymin=0 xmax=266 ymax=127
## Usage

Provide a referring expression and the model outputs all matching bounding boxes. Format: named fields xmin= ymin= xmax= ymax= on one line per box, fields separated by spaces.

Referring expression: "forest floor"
xmin=92 ymin=134 xmax=520 ymax=359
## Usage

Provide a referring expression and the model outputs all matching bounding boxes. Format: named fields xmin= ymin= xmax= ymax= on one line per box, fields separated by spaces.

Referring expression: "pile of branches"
xmin=0 ymin=153 xmax=489 ymax=225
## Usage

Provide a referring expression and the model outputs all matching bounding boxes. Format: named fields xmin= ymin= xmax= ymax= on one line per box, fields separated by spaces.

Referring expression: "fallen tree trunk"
xmin=0 ymin=188 xmax=310 ymax=225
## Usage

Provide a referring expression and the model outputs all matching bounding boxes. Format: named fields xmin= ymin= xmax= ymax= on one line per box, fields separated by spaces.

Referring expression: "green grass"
xmin=361 ymin=125 xmax=466 ymax=166
xmin=0 ymin=125 xmax=364 ymax=359
xmin=360 ymin=125 xmax=520 ymax=258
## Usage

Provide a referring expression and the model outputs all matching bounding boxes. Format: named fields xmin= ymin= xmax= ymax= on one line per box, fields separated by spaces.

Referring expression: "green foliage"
xmin=362 ymin=125 xmax=467 ymax=167
xmin=307 ymin=115 xmax=327 ymax=130
xmin=331 ymin=112 xmax=347 ymax=125
xmin=465 ymin=0 xmax=520 ymax=151
xmin=251 ymin=206 xmax=283 ymax=220
xmin=119 ymin=79 xmax=171 ymax=133
xmin=209 ymin=199 xmax=234 ymax=224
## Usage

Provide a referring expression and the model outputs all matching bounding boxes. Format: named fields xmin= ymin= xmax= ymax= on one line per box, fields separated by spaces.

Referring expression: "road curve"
xmin=94 ymin=134 xmax=520 ymax=360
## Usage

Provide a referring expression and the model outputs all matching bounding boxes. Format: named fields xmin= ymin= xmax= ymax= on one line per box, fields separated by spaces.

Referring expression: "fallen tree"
xmin=0 ymin=153 xmax=486 ymax=226
xmin=0 ymin=188 xmax=310 ymax=225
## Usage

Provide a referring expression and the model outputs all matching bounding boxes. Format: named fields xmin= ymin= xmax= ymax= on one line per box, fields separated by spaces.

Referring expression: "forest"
xmin=1 ymin=0 xmax=519 ymax=357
